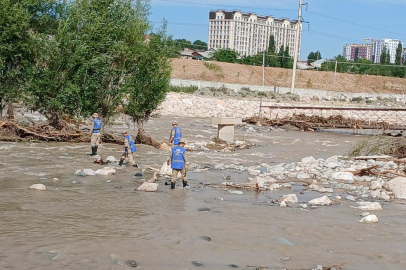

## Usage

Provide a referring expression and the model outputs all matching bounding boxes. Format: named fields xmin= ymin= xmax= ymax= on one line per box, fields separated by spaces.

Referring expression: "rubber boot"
xmin=132 ymin=164 xmax=139 ymax=168
xmin=95 ymin=146 xmax=98 ymax=155
xmin=171 ymin=182 xmax=175 ymax=189
xmin=183 ymin=180 xmax=188 ymax=188
xmin=118 ymin=159 xmax=124 ymax=166
xmin=90 ymin=146 xmax=97 ymax=156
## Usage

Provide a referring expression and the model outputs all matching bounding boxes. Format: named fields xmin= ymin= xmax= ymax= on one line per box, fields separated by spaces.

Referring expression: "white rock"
xmin=381 ymin=194 xmax=390 ymax=201
xmin=270 ymin=183 xmax=281 ymax=189
xmin=255 ymin=176 xmax=276 ymax=188
xmin=359 ymin=214 xmax=378 ymax=223
xmin=248 ymin=169 xmax=261 ymax=176
xmin=280 ymin=194 xmax=298 ymax=204
xmin=360 ymin=212 xmax=371 ymax=217
xmin=94 ymin=167 xmax=116 ymax=176
xmin=229 ymin=190 xmax=243 ymax=195
xmin=160 ymin=161 xmax=172 ymax=175
xmin=106 ymin=156 xmax=117 ymax=163
xmin=325 ymin=162 xmax=339 ymax=169
xmin=29 ymin=184 xmax=46 ymax=191
xmin=318 ymin=187 xmax=334 ymax=193
xmin=335 ymin=195 xmax=342 ymax=200
xmin=280 ymin=201 xmax=287 ymax=207
xmin=297 ymin=173 xmax=310 ymax=179
xmin=308 ymin=195 xmax=332 ymax=206
xmin=346 ymin=195 xmax=356 ymax=202
xmin=370 ymin=190 xmax=381 ymax=198
xmin=309 ymin=184 xmax=319 ymax=190
xmin=137 ymin=182 xmax=158 ymax=192
xmin=52 ymin=178 xmax=59 ymax=182
xmin=330 ymin=172 xmax=354 ymax=182
xmin=370 ymin=180 xmax=382 ymax=190
xmin=350 ymin=202 xmax=382 ymax=211
xmin=388 ymin=177 xmax=406 ymax=199
xmin=300 ymin=204 xmax=308 ymax=209
xmin=83 ymin=169 xmax=95 ymax=176
xmin=301 ymin=156 xmax=317 ymax=167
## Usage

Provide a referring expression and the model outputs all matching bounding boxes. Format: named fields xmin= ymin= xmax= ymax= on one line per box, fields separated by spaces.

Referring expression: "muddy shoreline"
xmin=1 ymin=116 xmax=405 ymax=270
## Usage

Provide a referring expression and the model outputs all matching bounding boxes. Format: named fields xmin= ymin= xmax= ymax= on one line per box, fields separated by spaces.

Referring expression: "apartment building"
xmin=373 ymin=39 xmax=402 ymax=64
xmin=342 ymin=44 xmax=373 ymax=62
xmin=208 ymin=10 xmax=301 ymax=57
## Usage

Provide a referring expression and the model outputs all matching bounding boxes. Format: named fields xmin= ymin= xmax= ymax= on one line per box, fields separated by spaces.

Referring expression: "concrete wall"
xmin=170 ymin=78 xmax=406 ymax=100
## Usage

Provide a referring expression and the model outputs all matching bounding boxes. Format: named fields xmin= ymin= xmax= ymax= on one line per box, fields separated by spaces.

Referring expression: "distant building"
xmin=342 ymin=44 xmax=373 ymax=62
xmin=180 ymin=48 xmax=213 ymax=60
xmin=372 ymin=39 xmax=402 ymax=64
xmin=208 ymin=10 xmax=301 ymax=57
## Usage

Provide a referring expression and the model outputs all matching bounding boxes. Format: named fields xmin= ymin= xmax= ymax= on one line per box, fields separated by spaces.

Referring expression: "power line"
xmin=304 ymin=30 xmax=359 ymax=43
xmin=306 ymin=10 xmax=406 ymax=39
xmin=152 ymin=0 xmax=297 ymax=13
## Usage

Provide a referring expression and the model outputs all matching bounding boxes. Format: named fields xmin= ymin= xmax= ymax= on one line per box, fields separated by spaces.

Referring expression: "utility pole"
xmin=262 ymin=50 xmax=265 ymax=91
xmin=259 ymin=50 xmax=265 ymax=119
xmin=291 ymin=0 xmax=303 ymax=93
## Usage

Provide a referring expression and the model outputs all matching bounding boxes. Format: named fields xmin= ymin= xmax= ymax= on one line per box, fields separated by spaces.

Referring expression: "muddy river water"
xmin=0 ymin=116 xmax=405 ymax=270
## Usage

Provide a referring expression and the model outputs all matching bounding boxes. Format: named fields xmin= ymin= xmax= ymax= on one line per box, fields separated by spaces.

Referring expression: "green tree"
xmin=212 ymin=48 xmax=238 ymax=63
xmin=265 ymin=35 xmax=279 ymax=67
xmin=0 ymin=0 xmax=61 ymax=117
xmin=123 ymin=25 xmax=172 ymax=139
xmin=28 ymin=0 xmax=152 ymax=126
xmin=192 ymin=39 xmax=208 ymax=50
xmin=395 ymin=42 xmax=403 ymax=65
xmin=380 ymin=46 xmax=389 ymax=64
xmin=307 ymin=51 xmax=322 ymax=65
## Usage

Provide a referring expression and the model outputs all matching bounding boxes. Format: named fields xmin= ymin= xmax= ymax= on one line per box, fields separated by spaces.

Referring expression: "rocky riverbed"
xmin=1 ymin=115 xmax=406 ymax=270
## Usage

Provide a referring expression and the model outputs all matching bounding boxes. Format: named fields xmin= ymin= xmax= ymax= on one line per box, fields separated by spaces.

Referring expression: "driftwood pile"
xmin=0 ymin=120 xmax=122 ymax=143
xmin=244 ymin=114 xmax=391 ymax=131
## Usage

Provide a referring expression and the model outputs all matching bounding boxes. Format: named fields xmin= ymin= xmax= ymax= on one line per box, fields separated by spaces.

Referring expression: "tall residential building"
xmin=208 ymin=10 xmax=301 ymax=57
xmin=342 ymin=44 xmax=373 ymax=62
xmin=372 ymin=39 xmax=402 ymax=64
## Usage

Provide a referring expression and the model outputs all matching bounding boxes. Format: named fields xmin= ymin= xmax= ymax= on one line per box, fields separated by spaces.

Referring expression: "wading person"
xmin=118 ymin=131 xmax=138 ymax=167
xmin=167 ymin=139 xmax=188 ymax=189
xmin=90 ymin=113 xmax=102 ymax=156
xmin=169 ymin=120 xmax=182 ymax=147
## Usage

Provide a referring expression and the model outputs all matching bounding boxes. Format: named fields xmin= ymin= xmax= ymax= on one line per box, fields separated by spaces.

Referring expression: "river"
xmin=0 ymin=116 xmax=405 ymax=270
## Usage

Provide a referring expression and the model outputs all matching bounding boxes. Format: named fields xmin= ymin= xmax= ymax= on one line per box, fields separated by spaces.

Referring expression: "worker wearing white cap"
xmin=167 ymin=138 xmax=188 ymax=189
xmin=169 ymin=120 xmax=182 ymax=147
xmin=118 ymin=130 xmax=138 ymax=167
xmin=90 ymin=112 xmax=102 ymax=156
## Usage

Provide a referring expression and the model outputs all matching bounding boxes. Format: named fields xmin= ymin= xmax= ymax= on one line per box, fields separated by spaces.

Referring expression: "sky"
xmin=148 ymin=0 xmax=406 ymax=60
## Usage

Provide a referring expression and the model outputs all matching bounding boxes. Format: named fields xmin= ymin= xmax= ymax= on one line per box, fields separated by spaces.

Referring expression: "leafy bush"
xmin=168 ymin=85 xmax=198 ymax=94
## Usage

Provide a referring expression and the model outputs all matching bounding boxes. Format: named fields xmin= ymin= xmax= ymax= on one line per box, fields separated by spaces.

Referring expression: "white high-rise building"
xmin=208 ymin=10 xmax=301 ymax=57
xmin=372 ymin=39 xmax=402 ymax=64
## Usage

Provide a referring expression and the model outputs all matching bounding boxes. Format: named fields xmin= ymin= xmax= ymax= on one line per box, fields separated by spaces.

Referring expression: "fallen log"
xmin=353 ymin=165 xmax=379 ymax=176
xmin=136 ymin=131 xmax=171 ymax=151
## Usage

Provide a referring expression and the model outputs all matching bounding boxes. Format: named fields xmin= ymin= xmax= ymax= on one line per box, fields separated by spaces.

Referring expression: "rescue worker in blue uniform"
xmin=169 ymin=120 xmax=182 ymax=147
xmin=118 ymin=131 xmax=138 ymax=167
xmin=90 ymin=113 xmax=102 ymax=156
xmin=167 ymin=138 xmax=189 ymax=189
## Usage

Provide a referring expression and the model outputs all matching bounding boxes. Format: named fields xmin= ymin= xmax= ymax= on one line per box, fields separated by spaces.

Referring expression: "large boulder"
xmin=359 ymin=214 xmax=378 ymax=223
xmin=160 ymin=161 xmax=172 ymax=175
xmin=83 ymin=169 xmax=95 ymax=176
xmin=350 ymin=202 xmax=382 ymax=211
xmin=280 ymin=194 xmax=298 ymax=204
xmin=330 ymin=172 xmax=354 ymax=182
xmin=29 ymin=184 xmax=46 ymax=191
xmin=370 ymin=180 xmax=382 ymax=190
xmin=95 ymin=167 xmax=116 ymax=176
xmin=388 ymin=177 xmax=406 ymax=199
xmin=137 ymin=182 xmax=158 ymax=192
xmin=254 ymin=176 xmax=276 ymax=188
xmin=308 ymin=195 xmax=332 ymax=206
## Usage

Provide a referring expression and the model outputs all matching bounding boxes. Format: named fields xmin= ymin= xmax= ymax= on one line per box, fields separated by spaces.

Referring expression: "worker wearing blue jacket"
xmin=118 ymin=131 xmax=138 ymax=167
xmin=167 ymin=138 xmax=189 ymax=189
xmin=90 ymin=113 xmax=102 ymax=156
xmin=169 ymin=120 xmax=182 ymax=147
